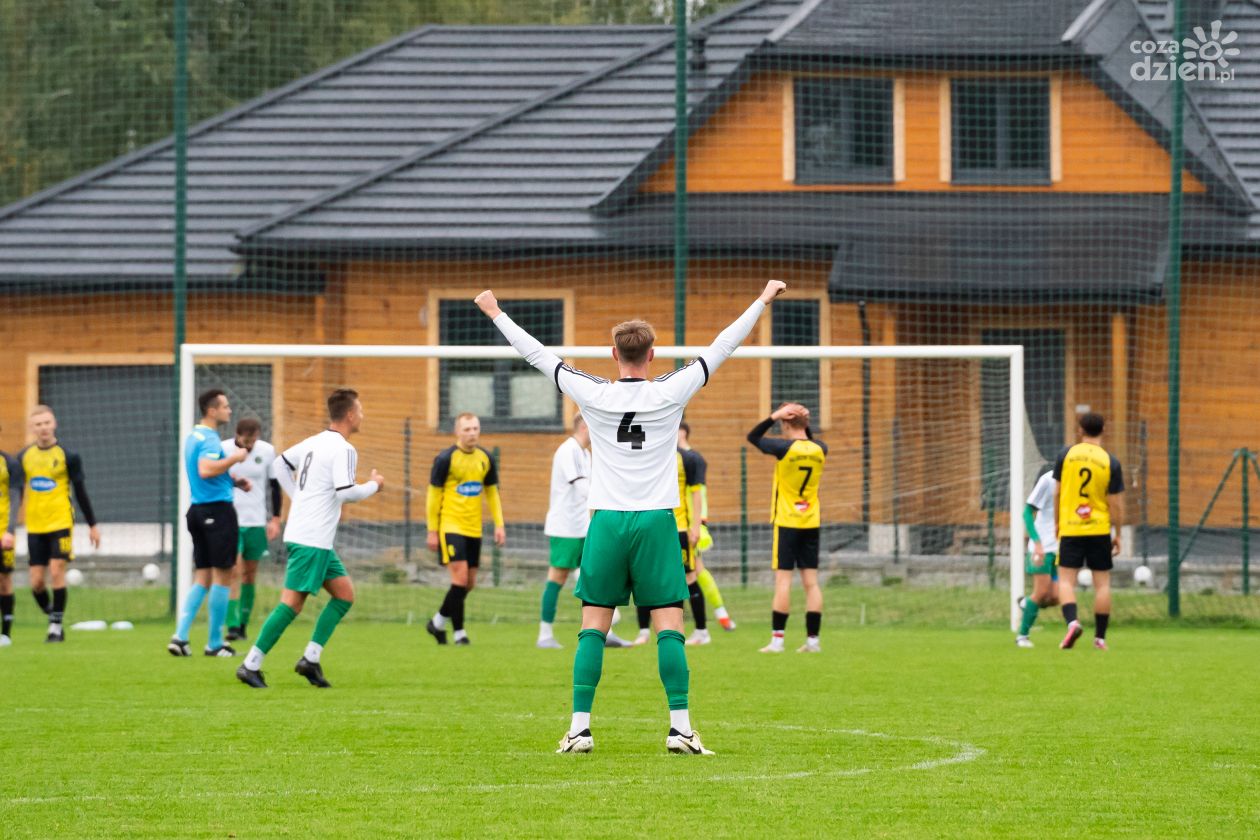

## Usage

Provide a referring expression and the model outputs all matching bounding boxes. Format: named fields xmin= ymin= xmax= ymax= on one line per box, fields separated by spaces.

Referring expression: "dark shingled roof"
xmin=0 ymin=24 xmax=670 ymax=286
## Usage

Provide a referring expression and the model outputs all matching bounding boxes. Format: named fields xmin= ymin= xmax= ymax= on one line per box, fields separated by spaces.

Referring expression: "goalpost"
xmin=178 ymin=343 xmax=1025 ymax=631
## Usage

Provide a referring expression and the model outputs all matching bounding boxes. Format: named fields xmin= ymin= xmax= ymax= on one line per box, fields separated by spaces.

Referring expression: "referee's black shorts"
xmin=186 ymin=501 xmax=239 ymax=570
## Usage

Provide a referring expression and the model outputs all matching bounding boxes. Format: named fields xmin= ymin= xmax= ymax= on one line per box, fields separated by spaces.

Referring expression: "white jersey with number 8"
xmin=277 ymin=430 xmax=372 ymax=550
xmin=494 ymin=300 xmax=765 ymax=512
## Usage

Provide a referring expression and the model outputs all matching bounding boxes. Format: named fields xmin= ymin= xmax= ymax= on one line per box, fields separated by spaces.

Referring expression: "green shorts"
xmin=238 ymin=526 xmax=270 ymax=562
xmin=549 ymin=536 xmax=584 ymax=570
xmin=1026 ymin=550 xmax=1058 ymax=579
xmin=283 ymin=543 xmax=347 ymax=594
xmin=575 ymin=509 xmax=689 ymax=608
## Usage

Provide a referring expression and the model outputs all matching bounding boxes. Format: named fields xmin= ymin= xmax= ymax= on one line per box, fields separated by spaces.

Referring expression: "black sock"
xmin=450 ymin=585 xmax=468 ymax=632
xmin=688 ymin=582 xmax=707 ymax=631
xmin=438 ymin=585 xmax=459 ymax=619
xmin=1 ymin=593 xmax=14 ymax=637
xmin=1095 ymin=612 xmax=1110 ymax=639
xmin=50 ymin=587 xmax=67 ymax=624
xmin=33 ymin=588 xmax=50 ymax=615
xmin=637 ymin=605 xmax=652 ymax=631
xmin=805 ymin=611 xmax=822 ymax=637
xmin=772 ymin=610 xmax=789 ymax=632
xmin=1063 ymin=602 xmax=1078 ymax=625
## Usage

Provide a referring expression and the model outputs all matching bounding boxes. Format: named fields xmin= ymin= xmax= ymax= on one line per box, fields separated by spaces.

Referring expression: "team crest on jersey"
xmin=794 ymin=500 xmax=811 ymax=513
xmin=30 ymin=477 xmax=57 ymax=492
xmin=456 ymin=481 xmax=483 ymax=497
xmin=1075 ymin=504 xmax=1093 ymax=520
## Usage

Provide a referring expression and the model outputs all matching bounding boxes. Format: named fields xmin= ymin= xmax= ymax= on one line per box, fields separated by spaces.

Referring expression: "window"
xmin=795 ymin=78 xmax=894 ymax=184
xmin=439 ymin=298 xmax=563 ymax=430
xmin=951 ymin=79 xmax=1049 ymax=184
xmin=771 ymin=299 xmax=821 ymax=421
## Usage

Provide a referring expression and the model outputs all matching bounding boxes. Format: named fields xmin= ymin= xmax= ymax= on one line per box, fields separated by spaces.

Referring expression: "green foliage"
xmin=0 ymin=0 xmax=746 ymax=205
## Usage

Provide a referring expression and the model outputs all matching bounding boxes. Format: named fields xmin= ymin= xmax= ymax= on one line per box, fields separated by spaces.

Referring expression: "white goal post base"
xmin=178 ymin=343 xmax=1025 ymax=631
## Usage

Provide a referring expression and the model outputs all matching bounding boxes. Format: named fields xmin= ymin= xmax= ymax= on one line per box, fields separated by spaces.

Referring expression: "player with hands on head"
xmin=476 ymin=278 xmax=785 ymax=755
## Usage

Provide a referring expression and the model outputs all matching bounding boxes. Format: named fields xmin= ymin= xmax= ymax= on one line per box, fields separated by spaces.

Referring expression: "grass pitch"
xmin=1 ymin=588 xmax=1256 ymax=838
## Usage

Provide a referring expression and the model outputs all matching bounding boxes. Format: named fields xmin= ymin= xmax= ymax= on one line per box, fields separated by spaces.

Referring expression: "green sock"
xmin=656 ymin=629 xmax=690 ymax=710
xmin=312 ymin=598 xmax=353 ymax=647
xmin=572 ymin=628 xmax=606 ymax=714
xmin=240 ymin=583 xmax=256 ymax=629
xmin=541 ymin=580 xmax=563 ymax=623
xmin=255 ymin=603 xmax=297 ymax=654
xmin=226 ymin=599 xmax=240 ymax=629
xmin=1019 ymin=599 xmax=1040 ymax=636
xmin=696 ymin=568 xmax=723 ymax=610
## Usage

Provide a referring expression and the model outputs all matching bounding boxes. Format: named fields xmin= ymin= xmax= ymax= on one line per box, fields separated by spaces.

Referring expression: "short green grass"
xmin=1 ymin=589 xmax=1257 ymax=838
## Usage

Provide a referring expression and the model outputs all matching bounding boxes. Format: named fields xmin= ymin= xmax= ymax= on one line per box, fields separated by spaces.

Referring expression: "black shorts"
xmin=440 ymin=533 xmax=482 ymax=568
xmin=186 ymin=502 xmax=239 ymax=570
xmin=678 ymin=530 xmax=696 ymax=572
xmin=1058 ymin=535 xmax=1114 ymax=572
xmin=773 ymin=525 xmax=819 ymax=571
xmin=29 ymin=529 xmax=74 ymax=566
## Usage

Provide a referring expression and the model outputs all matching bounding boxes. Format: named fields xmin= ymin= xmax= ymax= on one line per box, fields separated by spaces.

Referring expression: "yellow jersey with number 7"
xmin=1053 ymin=442 xmax=1124 ymax=537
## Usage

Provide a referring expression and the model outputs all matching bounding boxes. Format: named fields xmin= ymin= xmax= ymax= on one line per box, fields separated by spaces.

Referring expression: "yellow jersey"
xmin=19 ymin=442 xmax=97 ymax=534
xmin=1053 ymin=442 xmax=1124 ymax=537
xmin=674 ymin=449 xmax=705 ymax=531
xmin=1 ymin=451 xmax=20 ymax=534
xmin=748 ymin=418 xmax=827 ymax=529
xmin=427 ymin=445 xmax=505 ymax=538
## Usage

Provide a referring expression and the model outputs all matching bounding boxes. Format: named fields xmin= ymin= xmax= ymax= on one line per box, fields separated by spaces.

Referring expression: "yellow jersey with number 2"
xmin=1054 ymin=442 xmax=1124 ymax=537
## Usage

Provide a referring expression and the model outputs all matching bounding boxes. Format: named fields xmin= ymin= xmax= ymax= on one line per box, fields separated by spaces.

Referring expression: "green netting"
xmin=2 ymin=0 xmax=1258 ymax=632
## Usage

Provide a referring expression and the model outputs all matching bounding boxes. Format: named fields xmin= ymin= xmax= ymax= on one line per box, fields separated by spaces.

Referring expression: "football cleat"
xmin=556 ymin=729 xmax=594 ymax=754
xmin=295 ymin=657 xmax=331 ymax=687
xmin=45 ymin=629 xmax=65 ymax=643
xmin=205 ymin=644 xmax=237 ymax=658
xmin=0 ymin=634 xmax=12 ymax=647
xmin=225 ymin=626 xmax=247 ymax=642
xmin=235 ymin=664 xmax=268 ymax=688
xmin=666 ymin=728 xmax=715 ymax=755
xmin=631 ymin=630 xmax=651 ymax=646
xmin=167 ymin=637 xmax=191 ymax=657
xmin=537 ymin=637 xmax=563 ymax=649
xmin=425 ymin=619 xmax=448 ymax=645
xmin=603 ymin=632 xmax=631 ymax=648
xmin=1015 ymin=636 xmax=1035 ymax=649
xmin=1093 ymin=638 xmax=1109 ymax=651
xmin=759 ymin=639 xmax=785 ymax=653
xmin=454 ymin=636 xmax=471 ymax=646
xmin=686 ymin=629 xmax=711 ymax=646
xmin=718 ymin=615 xmax=737 ymax=632
xmin=796 ymin=639 xmax=822 ymax=653
xmin=1060 ymin=620 xmax=1084 ymax=650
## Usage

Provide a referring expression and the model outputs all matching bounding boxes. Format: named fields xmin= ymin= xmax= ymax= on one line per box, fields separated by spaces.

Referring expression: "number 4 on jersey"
xmin=617 ymin=412 xmax=646 ymax=450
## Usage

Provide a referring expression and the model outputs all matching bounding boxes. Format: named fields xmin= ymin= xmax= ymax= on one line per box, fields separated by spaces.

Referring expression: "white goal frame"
xmin=179 ymin=343 xmax=1025 ymax=630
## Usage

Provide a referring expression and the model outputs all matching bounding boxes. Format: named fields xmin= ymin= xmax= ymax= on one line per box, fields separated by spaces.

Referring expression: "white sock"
xmin=454 ymin=629 xmax=468 ymax=642
xmin=715 ymin=606 xmax=729 ymax=620
xmin=244 ymin=646 xmax=265 ymax=670
xmin=304 ymin=641 xmax=323 ymax=663
xmin=636 ymin=627 xmax=650 ymax=639
xmin=539 ymin=621 xmax=553 ymax=640
xmin=432 ymin=612 xmax=447 ymax=630
xmin=569 ymin=712 xmax=591 ymax=736
xmin=807 ymin=635 xmax=819 ymax=644
xmin=48 ymin=622 xmax=62 ymax=634
xmin=670 ymin=709 xmax=692 ymax=736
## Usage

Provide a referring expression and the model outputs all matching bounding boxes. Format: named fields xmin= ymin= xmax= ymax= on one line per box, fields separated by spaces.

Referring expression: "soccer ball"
xmin=142 ymin=563 xmax=161 ymax=583
xmin=66 ymin=568 xmax=84 ymax=586
xmin=1134 ymin=564 xmax=1153 ymax=586
xmin=1077 ymin=568 xmax=1093 ymax=589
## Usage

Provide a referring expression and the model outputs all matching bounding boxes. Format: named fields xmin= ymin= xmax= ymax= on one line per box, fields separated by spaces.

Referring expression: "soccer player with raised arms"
xmin=477 ymin=279 xmax=786 ymax=755
xmin=236 ymin=389 xmax=383 ymax=688
xmin=20 ymin=405 xmax=101 ymax=643
xmin=748 ymin=402 xmax=827 ymax=653
xmin=1054 ymin=412 xmax=1124 ymax=651
xmin=424 ymin=412 xmax=506 ymax=646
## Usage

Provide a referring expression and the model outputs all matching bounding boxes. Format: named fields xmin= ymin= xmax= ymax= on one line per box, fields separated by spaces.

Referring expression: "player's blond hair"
xmin=612 ymin=320 xmax=655 ymax=365
xmin=454 ymin=411 xmax=480 ymax=426
xmin=30 ymin=404 xmax=54 ymax=418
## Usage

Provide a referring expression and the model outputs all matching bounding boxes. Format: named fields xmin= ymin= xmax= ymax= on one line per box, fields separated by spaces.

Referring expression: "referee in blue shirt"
xmin=169 ymin=389 xmax=251 ymax=657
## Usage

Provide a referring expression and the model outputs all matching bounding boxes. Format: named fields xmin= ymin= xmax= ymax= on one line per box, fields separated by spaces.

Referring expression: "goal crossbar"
xmin=178 ymin=343 xmax=1025 ymax=631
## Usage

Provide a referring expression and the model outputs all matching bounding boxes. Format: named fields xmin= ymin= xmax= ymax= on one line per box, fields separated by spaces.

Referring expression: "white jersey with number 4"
xmin=277 ymin=430 xmax=375 ymax=550
xmin=1026 ymin=471 xmax=1059 ymax=554
xmin=494 ymin=299 xmax=766 ymax=512
xmin=545 ymin=436 xmax=591 ymax=538
xmin=222 ymin=438 xmax=275 ymax=527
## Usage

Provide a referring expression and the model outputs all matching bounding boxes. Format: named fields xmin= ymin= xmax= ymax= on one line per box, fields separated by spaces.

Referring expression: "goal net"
xmin=169 ymin=342 xmax=1030 ymax=631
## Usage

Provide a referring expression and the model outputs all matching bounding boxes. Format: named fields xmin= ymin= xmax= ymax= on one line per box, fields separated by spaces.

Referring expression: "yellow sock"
xmin=696 ymin=567 xmax=723 ymax=610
